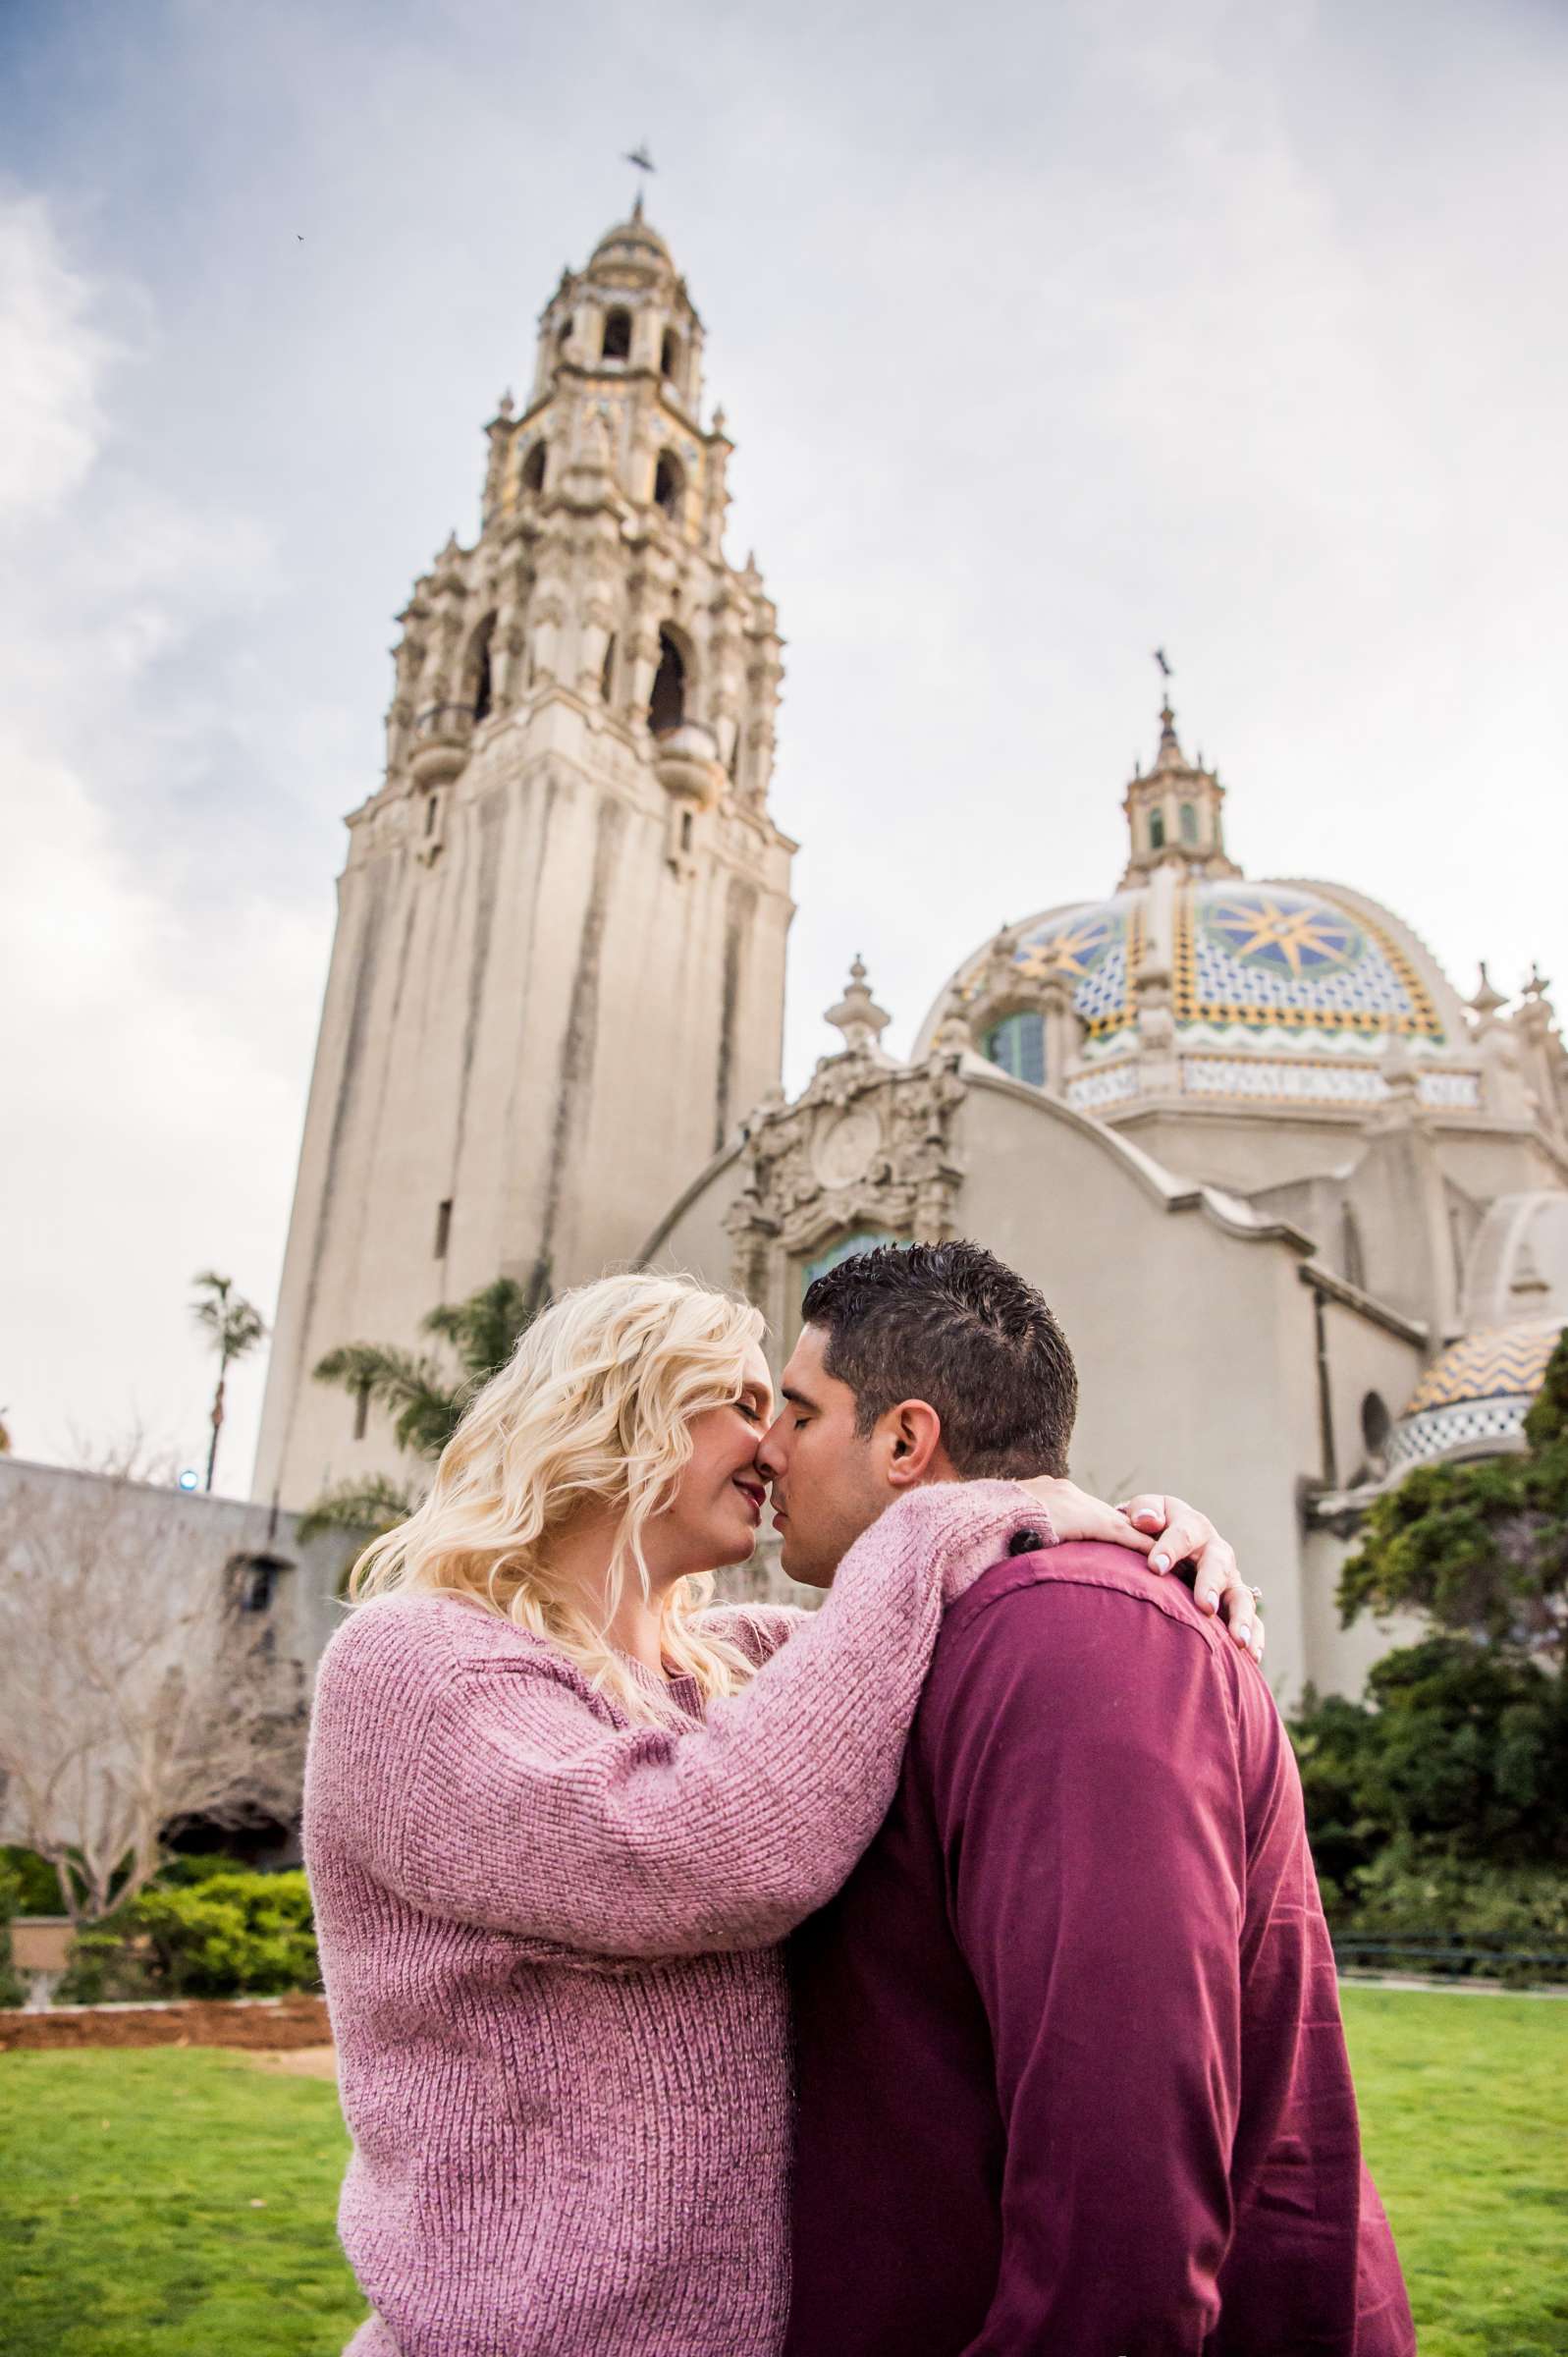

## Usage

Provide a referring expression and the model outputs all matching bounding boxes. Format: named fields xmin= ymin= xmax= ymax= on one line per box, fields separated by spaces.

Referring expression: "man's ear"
xmin=880 ymin=1398 xmax=944 ymax=1489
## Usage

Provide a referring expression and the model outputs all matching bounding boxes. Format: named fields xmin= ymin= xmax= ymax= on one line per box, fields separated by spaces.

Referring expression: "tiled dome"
xmin=1388 ymin=1320 xmax=1562 ymax=1469
xmin=918 ymin=873 xmax=1479 ymax=1114
xmin=971 ymin=879 xmax=1447 ymax=1051
xmin=914 ymin=700 xmax=1482 ymax=1115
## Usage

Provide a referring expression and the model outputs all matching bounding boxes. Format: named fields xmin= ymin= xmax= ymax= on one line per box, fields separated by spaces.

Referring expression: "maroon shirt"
xmin=786 ymin=1541 xmax=1415 ymax=2356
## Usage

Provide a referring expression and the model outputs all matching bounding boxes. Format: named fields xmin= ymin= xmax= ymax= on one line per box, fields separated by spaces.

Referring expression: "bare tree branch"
xmin=0 ymin=1470 xmax=305 ymax=1924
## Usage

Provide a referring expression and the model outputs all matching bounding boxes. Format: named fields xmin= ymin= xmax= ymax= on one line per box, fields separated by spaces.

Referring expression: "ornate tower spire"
xmin=253 ymin=206 xmax=796 ymax=1515
xmin=1118 ymin=688 xmax=1240 ymax=889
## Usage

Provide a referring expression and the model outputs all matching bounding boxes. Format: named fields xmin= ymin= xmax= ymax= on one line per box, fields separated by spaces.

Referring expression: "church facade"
xmin=254 ymin=207 xmax=1568 ymax=1707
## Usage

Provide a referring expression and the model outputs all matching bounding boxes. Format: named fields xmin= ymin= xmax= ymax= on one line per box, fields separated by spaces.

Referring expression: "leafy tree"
xmin=1293 ymin=1330 xmax=1568 ymax=1938
xmin=190 ymin=1271 xmax=267 ymax=1493
xmin=300 ymin=1274 xmax=545 ymax=1540
xmin=1336 ymin=1327 xmax=1568 ymax=1663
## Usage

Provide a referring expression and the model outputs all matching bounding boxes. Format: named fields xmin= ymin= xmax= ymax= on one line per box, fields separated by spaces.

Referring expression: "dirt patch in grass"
xmin=244 ymin=2043 xmax=338 ymax=2080
xmin=0 ymin=1992 xmax=330 ymax=2053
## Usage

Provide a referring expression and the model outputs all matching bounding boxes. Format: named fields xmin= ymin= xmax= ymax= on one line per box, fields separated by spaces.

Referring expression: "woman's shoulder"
xmin=693 ymin=1600 xmax=811 ymax=1669
xmin=319 ymin=1591 xmax=577 ymax=1696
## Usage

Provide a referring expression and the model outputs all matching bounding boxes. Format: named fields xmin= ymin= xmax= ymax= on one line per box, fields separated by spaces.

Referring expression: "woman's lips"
xmin=733 ymin=1479 xmax=765 ymax=1523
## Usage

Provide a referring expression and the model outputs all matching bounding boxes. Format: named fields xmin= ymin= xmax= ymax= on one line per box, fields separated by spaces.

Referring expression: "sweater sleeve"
xmin=926 ymin=1568 xmax=1246 ymax=2355
xmin=332 ymin=1480 xmax=1049 ymax=1958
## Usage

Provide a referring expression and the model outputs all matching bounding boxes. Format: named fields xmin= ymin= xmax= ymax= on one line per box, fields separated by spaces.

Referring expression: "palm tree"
xmin=300 ymin=1274 xmax=546 ymax=1541
xmin=190 ymin=1272 xmax=267 ymax=1494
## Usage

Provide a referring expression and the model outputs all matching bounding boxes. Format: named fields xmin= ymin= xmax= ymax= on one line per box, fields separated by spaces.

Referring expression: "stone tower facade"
xmin=253 ymin=203 xmax=796 ymax=1511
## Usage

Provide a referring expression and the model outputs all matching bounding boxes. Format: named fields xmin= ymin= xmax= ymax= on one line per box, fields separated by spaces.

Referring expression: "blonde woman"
xmin=304 ymin=1268 xmax=1254 ymax=2357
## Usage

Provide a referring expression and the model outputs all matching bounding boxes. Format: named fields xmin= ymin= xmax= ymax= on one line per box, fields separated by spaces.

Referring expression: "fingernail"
xmin=1151 ymin=1552 xmax=1170 ymax=1572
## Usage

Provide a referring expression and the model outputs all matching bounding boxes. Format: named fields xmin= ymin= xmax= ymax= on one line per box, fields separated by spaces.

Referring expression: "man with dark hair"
xmin=759 ymin=1240 xmax=1413 ymax=2357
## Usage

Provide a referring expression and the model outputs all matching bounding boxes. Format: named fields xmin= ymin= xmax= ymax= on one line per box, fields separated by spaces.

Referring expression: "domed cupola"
xmin=1120 ymin=698 xmax=1240 ymax=887
xmin=1387 ymin=1320 xmax=1562 ymax=1469
xmin=914 ymin=688 xmax=1487 ymax=1124
xmin=528 ymin=192 xmax=706 ymax=418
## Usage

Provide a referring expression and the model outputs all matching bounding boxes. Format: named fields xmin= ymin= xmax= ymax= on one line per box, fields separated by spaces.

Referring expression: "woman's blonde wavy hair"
xmin=348 ymin=1271 xmax=766 ymax=1723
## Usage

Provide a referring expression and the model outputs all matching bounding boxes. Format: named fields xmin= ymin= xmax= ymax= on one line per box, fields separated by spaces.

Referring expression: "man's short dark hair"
xmin=799 ymin=1240 xmax=1078 ymax=1479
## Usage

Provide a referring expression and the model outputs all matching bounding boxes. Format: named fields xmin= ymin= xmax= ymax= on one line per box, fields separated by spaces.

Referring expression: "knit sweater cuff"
xmin=864 ymin=1479 xmax=1056 ymax=1608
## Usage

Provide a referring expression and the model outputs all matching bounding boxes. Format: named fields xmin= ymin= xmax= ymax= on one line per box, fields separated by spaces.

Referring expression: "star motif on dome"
xmin=1201 ymin=892 xmax=1364 ymax=978
xmin=1014 ymin=909 xmax=1118 ymax=981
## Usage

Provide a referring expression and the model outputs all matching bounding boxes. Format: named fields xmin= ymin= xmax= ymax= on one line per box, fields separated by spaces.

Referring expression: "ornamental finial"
xmin=825 ymin=955 xmax=892 ymax=1057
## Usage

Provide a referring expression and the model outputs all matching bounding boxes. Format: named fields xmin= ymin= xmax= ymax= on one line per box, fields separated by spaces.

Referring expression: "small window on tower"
xmin=679 ymin=810 xmax=693 ymax=854
xmin=601 ymin=633 xmax=617 ymax=703
xmin=653 ymin=451 xmax=684 ymax=519
xmin=424 ymin=792 xmax=440 ymax=837
xmin=1149 ymin=808 xmax=1166 ymax=850
xmin=1179 ymin=801 xmax=1198 ymax=845
xmin=557 ymin=314 xmax=573 ymax=350
xmin=649 ymin=629 xmax=686 ymax=735
xmin=602 ymin=307 xmax=632 ymax=361
xmin=660 ymin=329 xmax=681 ymax=386
xmin=520 ymin=441 xmax=546 ymax=495
xmin=434 ymin=1198 xmax=453 ymax=1259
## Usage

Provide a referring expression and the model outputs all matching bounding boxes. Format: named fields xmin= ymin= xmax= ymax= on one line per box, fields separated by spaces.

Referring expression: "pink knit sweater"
xmin=303 ymin=1481 xmax=1050 ymax=2357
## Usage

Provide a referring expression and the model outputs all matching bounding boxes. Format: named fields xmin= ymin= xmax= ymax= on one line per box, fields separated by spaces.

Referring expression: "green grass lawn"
xmin=0 ymin=1990 xmax=1563 ymax=2354
xmin=1340 ymin=1987 xmax=1568 ymax=2357
xmin=0 ymin=2048 xmax=364 ymax=2356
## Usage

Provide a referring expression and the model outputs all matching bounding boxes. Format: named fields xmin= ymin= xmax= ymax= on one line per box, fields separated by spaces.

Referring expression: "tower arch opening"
xmin=660 ymin=329 xmax=683 ymax=388
xmin=653 ymin=450 xmax=684 ymax=520
xmin=466 ymin=613 xmax=496 ymax=724
xmin=1179 ymin=801 xmax=1198 ymax=845
xmin=649 ymin=628 xmax=688 ymax=735
xmin=520 ymin=440 xmax=546 ymax=496
xmin=601 ymin=307 xmax=632 ymax=362
xmin=1149 ymin=808 xmax=1166 ymax=850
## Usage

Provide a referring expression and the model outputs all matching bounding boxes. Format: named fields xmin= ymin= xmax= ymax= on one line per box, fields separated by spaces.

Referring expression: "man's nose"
xmin=755 ymin=1417 xmax=786 ymax=1479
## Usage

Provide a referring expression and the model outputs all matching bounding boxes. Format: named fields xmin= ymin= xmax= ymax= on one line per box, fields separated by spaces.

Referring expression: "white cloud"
xmin=0 ymin=192 xmax=317 ymax=1479
xmin=0 ymin=194 xmax=112 ymax=515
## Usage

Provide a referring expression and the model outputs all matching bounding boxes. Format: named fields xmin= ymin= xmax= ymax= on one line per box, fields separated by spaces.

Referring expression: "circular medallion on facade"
xmin=813 ymin=1106 xmax=883 ymax=1188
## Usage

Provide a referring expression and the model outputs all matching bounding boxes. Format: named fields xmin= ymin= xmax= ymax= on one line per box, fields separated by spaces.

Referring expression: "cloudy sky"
xmin=3 ymin=0 xmax=1565 ymax=1487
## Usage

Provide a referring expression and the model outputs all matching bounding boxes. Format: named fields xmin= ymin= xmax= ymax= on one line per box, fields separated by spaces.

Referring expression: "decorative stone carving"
xmin=814 ymin=1104 xmax=883 ymax=1187
xmin=725 ymin=1009 xmax=968 ymax=1299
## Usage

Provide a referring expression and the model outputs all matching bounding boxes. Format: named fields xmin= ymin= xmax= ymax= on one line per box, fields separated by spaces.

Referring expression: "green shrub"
xmin=56 ymin=1922 xmax=154 ymax=2006
xmin=130 ymin=1870 xmax=318 ymax=1999
xmin=0 ymin=1846 xmax=66 ymax=1914
xmin=1291 ymin=1638 xmax=1568 ymax=1878
xmin=0 ymin=1856 xmax=27 ymax=2009
xmin=1333 ymin=1849 xmax=1568 ymax=1986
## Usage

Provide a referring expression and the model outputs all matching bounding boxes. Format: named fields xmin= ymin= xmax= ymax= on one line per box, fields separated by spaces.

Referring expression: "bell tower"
xmin=253 ymin=203 xmax=795 ymax=1510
